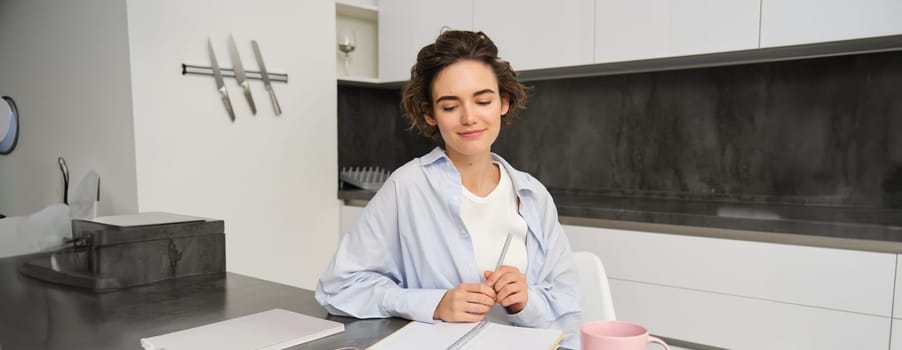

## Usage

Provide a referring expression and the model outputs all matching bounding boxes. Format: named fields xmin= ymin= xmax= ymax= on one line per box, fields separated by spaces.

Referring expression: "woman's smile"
xmin=458 ymin=129 xmax=486 ymax=139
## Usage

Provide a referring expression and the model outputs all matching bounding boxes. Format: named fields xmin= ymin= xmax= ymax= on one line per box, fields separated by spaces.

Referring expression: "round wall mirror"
xmin=0 ymin=96 xmax=20 ymax=155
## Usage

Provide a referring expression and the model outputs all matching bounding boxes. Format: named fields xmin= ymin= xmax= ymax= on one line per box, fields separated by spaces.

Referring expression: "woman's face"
xmin=426 ymin=60 xmax=510 ymax=161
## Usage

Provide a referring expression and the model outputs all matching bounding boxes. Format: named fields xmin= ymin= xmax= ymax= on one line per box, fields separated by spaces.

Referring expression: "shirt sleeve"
xmin=505 ymin=186 xmax=583 ymax=349
xmin=315 ymin=178 xmax=446 ymax=323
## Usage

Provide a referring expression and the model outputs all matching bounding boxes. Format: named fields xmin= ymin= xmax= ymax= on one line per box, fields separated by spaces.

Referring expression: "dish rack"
xmin=339 ymin=166 xmax=389 ymax=191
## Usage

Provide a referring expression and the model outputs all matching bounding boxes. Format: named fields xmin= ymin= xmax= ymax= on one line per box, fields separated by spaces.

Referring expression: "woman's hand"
xmin=484 ymin=266 xmax=528 ymax=314
xmin=433 ymin=283 xmax=497 ymax=322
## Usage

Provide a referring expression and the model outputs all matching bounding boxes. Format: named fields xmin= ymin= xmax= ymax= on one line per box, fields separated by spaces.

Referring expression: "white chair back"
xmin=573 ymin=251 xmax=616 ymax=322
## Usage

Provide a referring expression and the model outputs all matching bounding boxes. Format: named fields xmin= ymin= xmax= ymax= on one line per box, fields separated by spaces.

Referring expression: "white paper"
xmin=140 ymin=309 xmax=344 ymax=350
xmin=0 ymin=204 xmax=72 ymax=257
xmin=367 ymin=321 xmax=562 ymax=350
xmin=90 ymin=212 xmax=206 ymax=227
xmin=0 ymin=216 xmax=30 ymax=258
xmin=68 ymin=170 xmax=100 ymax=220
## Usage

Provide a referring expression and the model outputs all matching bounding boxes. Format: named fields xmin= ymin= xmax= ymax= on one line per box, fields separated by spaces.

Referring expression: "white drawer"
xmin=564 ymin=224 xmax=896 ymax=316
xmin=611 ymin=278 xmax=891 ymax=350
xmin=891 ymin=319 xmax=902 ymax=350
xmin=895 ymin=256 xmax=902 ymax=318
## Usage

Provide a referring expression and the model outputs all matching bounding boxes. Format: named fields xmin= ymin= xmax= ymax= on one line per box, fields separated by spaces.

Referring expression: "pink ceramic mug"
xmin=581 ymin=320 xmax=669 ymax=350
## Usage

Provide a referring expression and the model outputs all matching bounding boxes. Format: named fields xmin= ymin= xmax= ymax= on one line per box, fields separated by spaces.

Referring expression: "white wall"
xmin=126 ymin=0 xmax=339 ymax=289
xmin=0 ymin=0 xmax=138 ymax=217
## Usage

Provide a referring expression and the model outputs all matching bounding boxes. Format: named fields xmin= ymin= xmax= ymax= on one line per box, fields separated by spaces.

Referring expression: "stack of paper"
xmin=90 ymin=212 xmax=207 ymax=227
xmin=367 ymin=321 xmax=562 ymax=350
xmin=141 ymin=309 xmax=344 ymax=350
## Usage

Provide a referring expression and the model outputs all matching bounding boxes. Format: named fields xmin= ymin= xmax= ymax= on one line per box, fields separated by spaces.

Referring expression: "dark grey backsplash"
xmin=337 ymin=85 xmax=435 ymax=171
xmin=339 ymin=50 xmax=902 ymax=208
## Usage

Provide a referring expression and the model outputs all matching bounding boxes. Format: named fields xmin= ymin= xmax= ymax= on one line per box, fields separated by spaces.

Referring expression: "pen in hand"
xmin=447 ymin=233 xmax=515 ymax=350
xmin=485 ymin=232 xmax=528 ymax=313
xmin=434 ymin=234 xmax=511 ymax=323
xmin=486 ymin=233 xmax=513 ymax=288
xmin=494 ymin=233 xmax=513 ymax=271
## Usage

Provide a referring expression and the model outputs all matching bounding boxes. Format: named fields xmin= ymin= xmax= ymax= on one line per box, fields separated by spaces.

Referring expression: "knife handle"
xmin=269 ymin=89 xmax=282 ymax=116
xmin=222 ymin=96 xmax=236 ymax=122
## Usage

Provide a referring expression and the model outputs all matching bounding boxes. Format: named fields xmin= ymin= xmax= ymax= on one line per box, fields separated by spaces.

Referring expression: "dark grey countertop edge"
xmin=339 ymin=190 xmax=902 ymax=254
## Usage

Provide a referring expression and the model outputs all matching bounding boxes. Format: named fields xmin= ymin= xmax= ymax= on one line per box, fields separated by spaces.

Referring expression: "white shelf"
xmin=336 ymin=1 xmax=376 ymax=21
xmin=337 ymin=76 xmax=380 ymax=84
xmin=337 ymin=76 xmax=405 ymax=89
xmin=336 ymin=0 xmax=378 ymax=82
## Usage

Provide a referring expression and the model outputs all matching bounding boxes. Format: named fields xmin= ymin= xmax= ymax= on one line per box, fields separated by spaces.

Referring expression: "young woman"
xmin=316 ymin=30 xmax=581 ymax=347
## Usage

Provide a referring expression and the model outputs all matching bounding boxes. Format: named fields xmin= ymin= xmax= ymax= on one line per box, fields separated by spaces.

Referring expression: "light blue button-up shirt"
xmin=316 ymin=147 xmax=582 ymax=348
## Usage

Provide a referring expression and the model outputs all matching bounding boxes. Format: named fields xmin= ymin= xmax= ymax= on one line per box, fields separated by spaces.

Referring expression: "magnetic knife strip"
xmin=181 ymin=64 xmax=288 ymax=83
xmin=184 ymin=37 xmax=287 ymax=121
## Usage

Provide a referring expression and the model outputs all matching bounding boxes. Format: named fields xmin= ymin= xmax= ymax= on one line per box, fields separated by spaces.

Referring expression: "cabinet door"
xmin=761 ymin=0 xmax=902 ymax=47
xmin=473 ymin=0 xmax=594 ymax=71
xmin=612 ymin=279 xmax=891 ymax=349
xmin=378 ymin=0 xmax=472 ymax=82
xmin=594 ymin=0 xmax=760 ymax=63
xmin=564 ymin=224 xmax=897 ymax=317
xmin=894 ymin=255 xmax=902 ymax=318
xmin=893 ymin=319 xmax=902 ymax=350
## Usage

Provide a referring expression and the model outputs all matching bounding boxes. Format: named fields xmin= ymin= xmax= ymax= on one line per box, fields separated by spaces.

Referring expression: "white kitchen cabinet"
xmin=594 ymin=0 xmax=760 ymax=63
xmin=564 ymin=224 xmax=896 ymax=317
xmin=892 ymin=319 xmax=902 ymax=350
xmin=378 ymin=0 xmax=472 ymax=82
xmin=565 ymin=224 xmax=897 ymax=348
xmin=895 ymin=255 xmax=902 ymax=318
xmin=473 ymin=0 xmax=594 ymax=71
xmin=761 ymin=0 xmax=902 ymax=48
xmin=612 ymin=279 xmax=891 ymax=349
xmin=336 ymin=1 xmax=379 ymax=81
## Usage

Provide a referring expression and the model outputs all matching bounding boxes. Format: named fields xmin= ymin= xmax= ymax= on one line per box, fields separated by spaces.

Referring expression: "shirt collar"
xmin=491 ymin=153 xmax=539 ymax=197
xmin=419 ymin=147 xmax=539 ymax=196
xmin=419 ymin=146 xmax=448 ymax=166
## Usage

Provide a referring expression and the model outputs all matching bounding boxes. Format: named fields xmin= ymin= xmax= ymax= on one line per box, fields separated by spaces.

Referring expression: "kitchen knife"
xmin=208 ymin=38 xmax=235 ymax=122
xmin=251 ymin=40 xmax=282 ymax=116
xmin=228 ymin=34 xmax=257 ymax=115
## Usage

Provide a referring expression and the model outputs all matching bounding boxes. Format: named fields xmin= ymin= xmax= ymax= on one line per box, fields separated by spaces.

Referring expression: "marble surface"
xmin=492 ymin=50 xmax=902 ymax=209
xmin=338 ymin=50 xmax=902 ymax=211
xmin=338 ymin=189 xmax=902 ymax=245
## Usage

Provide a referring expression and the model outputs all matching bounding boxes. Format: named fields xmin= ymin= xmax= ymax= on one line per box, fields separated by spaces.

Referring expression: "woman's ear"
xmin=421 ymin=101 xmax=437 ymax=125
xmin=424 ymin=114 xmax=437 ymax=126
xmin=500 ymin=95 xmax=511 ymax=116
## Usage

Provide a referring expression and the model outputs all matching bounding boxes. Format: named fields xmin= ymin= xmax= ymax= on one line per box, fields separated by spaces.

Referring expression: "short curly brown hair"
xmin=401 ymin=30 xmax=528 ymax=139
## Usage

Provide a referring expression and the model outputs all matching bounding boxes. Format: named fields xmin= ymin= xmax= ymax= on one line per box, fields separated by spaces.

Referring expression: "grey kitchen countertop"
xmin=339 ymin=189 xmax=902 ymax=254
xmin=0 ymin=253 xmax=409 ymax=350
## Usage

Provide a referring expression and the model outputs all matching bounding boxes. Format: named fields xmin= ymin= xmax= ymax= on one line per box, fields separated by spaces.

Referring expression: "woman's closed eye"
xmin=439 ymin=99 xmax=491 ymax=112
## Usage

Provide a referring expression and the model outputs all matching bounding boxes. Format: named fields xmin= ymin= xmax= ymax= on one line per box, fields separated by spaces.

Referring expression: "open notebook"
xmin=140 ymin=309 xmax=344 ymax=350
xmin=367 ymin=320 xmax=562 ymax=350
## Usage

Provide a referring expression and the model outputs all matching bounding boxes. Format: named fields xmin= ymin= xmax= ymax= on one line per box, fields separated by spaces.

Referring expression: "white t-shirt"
xmin=460 ymin=162 xmax=528 ymax=277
